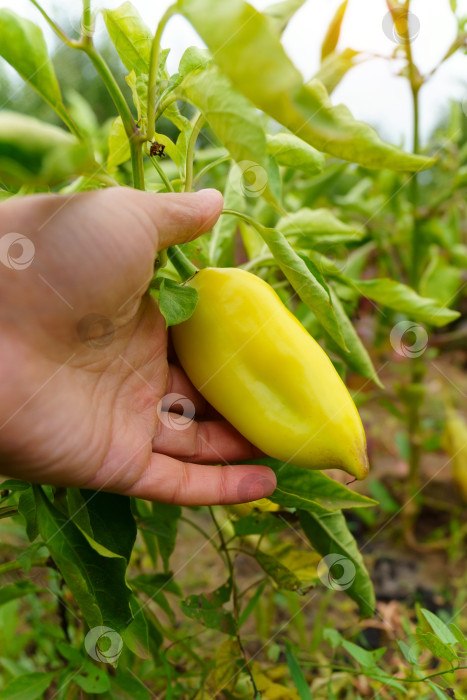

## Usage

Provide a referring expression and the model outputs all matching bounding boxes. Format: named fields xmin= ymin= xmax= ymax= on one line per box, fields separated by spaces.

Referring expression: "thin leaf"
xmin=179 ymin=63 xmax=281 ymax=208
xmin=421 ymin=609 xmax=458 ymax=645
xmin=103 ymin=2 xmax=152 ymax=74
xmin=314 ymin=48 xmax=361 ymax=94
xmin=321 ymin=0 xmax=349 ymax=61
xmin=138 ymin=503 xmax=181 ymax=571
xmin=323 ymin=287 xmax=382 ymax=387
xmin=0 ymin=581 xmax=41 ymax=607
xmin=267 ymin=133 xmax=325 ymax=175
xmin=178 ymin=0 xmax=435 ymax=171
xmin=255 ymin=550 xmax=303 ymax=591
xmin=263 ymin=0 xmax=307 ymax=33
xmin=1 ymin=672 xmax=55 ymax=700
xmin=299 ymin=508 xmax=375 ymax=617
xmin=210 ymin=166 xmax=245 ymax=266
xmin=33 ymin=486 xmax=132 ymax=633
xmin=354 ymin=278 xmax=460 ymax=326
xmin=0 ymin=10 xmax=69 ymax=126
xmin=285 ymin=641 xmax=313 ymax=699
xmin=239 ymin=581 xmax=267 ymax=629
xmin=18 ymin=488 xmax=38 ymax=541
xmin=247 ymin=458 xmax=376 ymax=511
xmin=278 ymin=207 xmax=364 ymax=247
xmin=258 ymin=226 xmax=347 ymax=350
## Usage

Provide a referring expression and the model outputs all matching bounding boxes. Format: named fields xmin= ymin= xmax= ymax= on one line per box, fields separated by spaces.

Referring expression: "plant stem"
xmin=146 ymin=4 xmax=177 ymax=143
xmin=167 ymin=246 xmax=198 ymax=281
xmin=149 ymin=154 xmax=174 ymax=192
xmin=130 ymin=140 xmax=145 ymax=191
xmin=81 ymin=44 xmax=144 ymax=189
xmin=208 ymin=506 xmax=258 ymax=697
xmin=185 ymin=114 xmax=206 ymax=192
xmin=28 ymin=0 xmax=77 ymax=47
xmin=403 ymin=0 xmax=427 ymax=512
xmin=82 ymin=0 xmax=92 ymax=36
xmin=193 ymin=154 xmax=231 ymax=186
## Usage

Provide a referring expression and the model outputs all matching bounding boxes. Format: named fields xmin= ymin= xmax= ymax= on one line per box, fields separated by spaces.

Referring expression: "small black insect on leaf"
xmin=150 ymin=141 xmax=166 ymax=158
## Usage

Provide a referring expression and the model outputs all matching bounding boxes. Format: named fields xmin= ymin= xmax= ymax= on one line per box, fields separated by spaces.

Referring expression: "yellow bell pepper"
xmin=171 ymin=267 xmax=369 ymax=479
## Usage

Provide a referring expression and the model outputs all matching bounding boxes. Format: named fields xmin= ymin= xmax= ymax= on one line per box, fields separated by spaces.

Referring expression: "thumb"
xmin=122 ymin=188 xmax=224 ymax=251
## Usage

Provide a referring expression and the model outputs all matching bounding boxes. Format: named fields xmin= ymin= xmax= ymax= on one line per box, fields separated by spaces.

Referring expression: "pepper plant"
xmin=0 ymin=0 xmax=466 ymax=697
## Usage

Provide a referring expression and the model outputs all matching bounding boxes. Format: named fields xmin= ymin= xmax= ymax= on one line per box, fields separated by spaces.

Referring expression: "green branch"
xmin=146 ymin=4 xmax=177 ymax=143
xmin=185 ymin=113 xmax=206 ymax=192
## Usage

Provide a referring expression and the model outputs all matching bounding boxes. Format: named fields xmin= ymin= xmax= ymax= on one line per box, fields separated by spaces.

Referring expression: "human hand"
xmin=0 ymin=188 xmax=276 ymax=505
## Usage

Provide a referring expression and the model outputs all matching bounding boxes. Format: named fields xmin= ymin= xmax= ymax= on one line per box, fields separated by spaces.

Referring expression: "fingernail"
xmin=237 ymin=472 xmax=276 ymax=502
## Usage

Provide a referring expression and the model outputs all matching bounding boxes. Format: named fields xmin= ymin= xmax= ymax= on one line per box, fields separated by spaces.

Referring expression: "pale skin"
xmin=0 ymin=188 xmax=276 ymax=505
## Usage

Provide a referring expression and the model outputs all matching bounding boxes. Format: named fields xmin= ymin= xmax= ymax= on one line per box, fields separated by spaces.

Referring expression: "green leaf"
xmin=18 ymin=488 xmax=38 ymax=541
xmin=416 ymin=630 xmax=457 ymax=663
xmin=122 ymin=595 xmax=152 ymax=659
xmin=0 ymin=479 xmax=30 ymax=492
xmin=426 ymin=681 xmax=452 ymax=700
xmin=103 ymin=1 xmax=152 ymax=75
xmin=130 ymin=572 xmax=180 ymax=623
xmin=263 ymin=0 xmax=307 ymax=33
xmin=257 ymin=226 xmax=347 ymax=350
xmin=239 ymin=581 xmax=267 ymax=629
xmin=1 ymin=672 xmax=55 ymax=700
xmin=0 ymin=10 xmax=69 ymax=126
xmin=314 ymin=48 xmax=361 ymax=94
xmin=397 ymin=640 xmax=419 ymax=665
xmin=254 ymin=550 xmax=304 ymax=591
xmin=248 ymin=458 xmax=376 ymax=511
xmin=158 ymin=279 xmax=199 ymax=327
xmin=178 ymin=0 xmax=435 ymax=171
xmin=233 ymin=511 xmax=287 ymax=536
xmin=353 ymin=278 xmax=460 ymax=326
xmin=181 ymin=579 xmax=235 ymax=635
xmin=107 ymin=117 xmax=131 ymax=171
xmin=17 ymin=542 xmax=47 ymax=573
xmin=209 ymin=166 xmax=245 ymax=266
xmin=179 ymin=46 xmax=211 ymax=76
xmin=285 ymin=642 xmax=313 ymax=699
xmin=321 ymin=0 xmax=349 ymax=61
xmin=323 ymin=287 xmax=382 ymax=387
xmin=138 ymin=503 xmax=181 ymax=571
xmin=76 ymin=490 xmax=137 ymax=563
xmin=0 ymin=112 xmax=94 ymax=186
xmin=112 ymin=668 xmax=152 ymax=700
xmin=74 ymin=666 xmax=111 ymax=694
xmin=33 ymin=486 xmax=132 ymax=633
xmin=0 ymin=581 xmax=40 ymax=607
xmin=421 ymin=609 xmax=458 ymax=645
xmin=179 ymin=63 xmax=281 ymax=208
xmin=299 ymin=508 xmax=375 ymax=617
xmin=419 ymin=256 xmax=463 ymax=306
xmin=66 ymin=488 xmax=93 ymax=536
xmin=267 ymin=133 xmax=325 ymax=175
xmin=341 ymin=639 xmax=381 ymax=667
xmin=278 ymin=207 xmax=363 ymax=247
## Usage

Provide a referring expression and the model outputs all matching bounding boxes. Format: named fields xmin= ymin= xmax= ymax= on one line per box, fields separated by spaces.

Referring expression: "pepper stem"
xmin=167 ymin=246 xmax=198 ymax=281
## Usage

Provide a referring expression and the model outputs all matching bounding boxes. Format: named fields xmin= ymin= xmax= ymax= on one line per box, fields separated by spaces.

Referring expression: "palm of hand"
xmin=0 ymin=188 xmax=275 ymax=505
